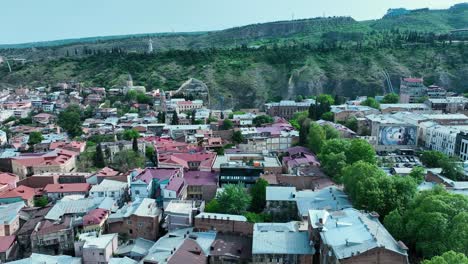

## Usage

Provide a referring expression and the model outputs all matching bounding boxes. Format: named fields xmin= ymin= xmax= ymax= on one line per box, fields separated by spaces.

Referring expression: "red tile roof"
xmin=12 ymin=149 xmax=77 ymax=167
xmin=44 ymin=183 xmax=90 ymax=193
xmin=0 ymin=173 xmax=19 ymax=188
xmin=0 ymin=185 xmax=41 ymax=201
xmin=95 ymin=167 xmax=120 ymax=177
xmin=83 ymin=208 xmax=108 ymax=226
xmin=0 ymin=236 xmax=16 ymax=252
xmin=403 ymin=77 xmax=423 ymax=83
xmin=168 ymin=239 xmax=207 ymax=264
xmin=165 ymin=177 xmax=185 ymax=193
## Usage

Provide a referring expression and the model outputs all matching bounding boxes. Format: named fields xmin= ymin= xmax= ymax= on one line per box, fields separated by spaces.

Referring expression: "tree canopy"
xmin=111 ymin=150 xmax=145 ymax=172
xmin=215 ymin=184 xmax=252 ymax=215
xmin=381 ymin=93 xmax=399 ymax=104
xmin=361 ymin=97 xmax=380 ymax=109
xmin=249 ymin=178 xmax=269 ymax=213
xmin=420 ymin=150 xmax=464 ymax=180
xmin=421 ymin=251 xmax=468 ymax=264
xmin=58 ymin=105 xmax=83 ymax=138
xmin=252 ymin=115 xmax=273 ymax=127
xmin=384 ymin=186 xmax=468 ymax=259
xmin=28 ymin=131 xmax=44 ymax=146
xmin=307 ymin=122 xmax=326 ymax=154
xmin=122 ymin=129 xmax=140 ymax=140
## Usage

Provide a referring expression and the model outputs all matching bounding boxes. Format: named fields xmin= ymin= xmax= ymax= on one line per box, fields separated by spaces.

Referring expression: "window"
xmin=129 ymin=229 xmax=133 ymax=234
xmin=127 ymin=220 xmax=132 ymax=224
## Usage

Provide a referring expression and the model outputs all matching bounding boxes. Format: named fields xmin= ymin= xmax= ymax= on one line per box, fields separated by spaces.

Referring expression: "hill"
xmin=0 ymin=4 xmax=468 ymax=108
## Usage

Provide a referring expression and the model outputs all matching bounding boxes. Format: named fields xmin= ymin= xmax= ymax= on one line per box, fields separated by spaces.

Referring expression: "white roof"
xmin=195 ymin=212 xmax=247 ymax=222
xmin=90 ymin=179 xmax=128 ymax=193
xmin=78 ymin=232 xmax=117 ymax=249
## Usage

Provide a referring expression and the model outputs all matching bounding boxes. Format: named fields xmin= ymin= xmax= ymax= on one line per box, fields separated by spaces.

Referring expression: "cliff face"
xmin=1 ymin=45 xmax=467 ymax=108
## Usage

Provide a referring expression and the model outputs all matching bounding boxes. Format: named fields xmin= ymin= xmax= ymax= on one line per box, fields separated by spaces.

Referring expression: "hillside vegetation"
xmin=1 ymin=4 xmax=468 ymax=108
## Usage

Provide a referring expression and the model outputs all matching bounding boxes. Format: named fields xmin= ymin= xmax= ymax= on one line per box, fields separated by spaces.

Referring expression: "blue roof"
xmin=318 ymin=208 xmax=407 ymax=260
xmin=253 ymin=222 xmax=314 ymax=255
xmin=0 ymin=201 xmax=24 ymax=224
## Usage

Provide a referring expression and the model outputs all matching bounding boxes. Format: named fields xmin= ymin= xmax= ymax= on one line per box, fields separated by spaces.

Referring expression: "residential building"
xmin=5 ymin=253 xmax=81 ymax=264
xmin=380 ymin=103 xmax=430 ymax=114
xmin=165 ymin=200 xmax=203 ymax=231
xmin=89 ymin=179 xmax=128 ymax=205
xmin=74 ymin=232 xmax=118 ymax=264
xmin=11 ymin=149 xmax=77 ymax=179
xmin=16 ymin=206 xmax=52 ymax=255
xmin=0 ymin=236 xmax=18 ymax=262
xmin=252 ymin=222 xmax=314 ymax=264
xmin=162 ymin=176 xmax=187 ymax=208
xmin=0 ymin=172 xmax=19 ymax=190
xmin=107 ymin=198 xmax=162 ymax=241
xmin=331 ymin=105 xmax=379 ymax=123
xmin=101 ymin=141 xmax=146 ymax=162
xmin=210 ymin=233 xmax=253 ymax=264
xmin=424 ymin=125 xmax=464 ymax=157
xmin=0 ymin=185 xmax=41 ymax=206
xmin=184 ymin=171 xmax=218 ymax=201
xmin=425 ymin=97 xmax=468 ymax=113
xmin=44 ymin=183 xmax=90 ymax=201
xmin=45 ymin=196 xmax=118 ymax=221
xmin=0 ymin=202 xmax=24 ymax=236
xmin=366 ymin=114 xmax=418 ymax=152
xmin=194 ymin=213 xmax=253 ymax=236
xmin=83 ymin=208 xmax=109 ymax=233
xmin=31 ymin=217 xmax=75 ymax=255
xmin=129 ymin=168 xmax=182 ymax=203
xmin=158 ymin=153 xmax=216 ymax=171
xmin=265 ymin=99 xmax=315 ymax=119
xmin=33 ymin=113 xmax=56 ymax=125
xmin=310 ymin=208 xmax=409 ymax=264
xmin=0 ymin=130 xmax=7 ymax=146
xmin=399 ymin=77 xmax=426 ymax=103
xmin=114 ymin=237 xmax=154 ymax=261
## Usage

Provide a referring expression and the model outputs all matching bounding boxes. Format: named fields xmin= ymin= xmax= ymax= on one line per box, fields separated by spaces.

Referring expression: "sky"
xmin=1 ymin=0 xmax=466 ymax=44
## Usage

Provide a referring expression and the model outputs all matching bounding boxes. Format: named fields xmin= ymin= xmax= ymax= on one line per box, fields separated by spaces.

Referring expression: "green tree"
xmin=362 ymin=97 xmax=380 ymax=109
xmin=171 ymin=111 xmax=179 ymax=125
xmin=28 ymin=131 xmax=44 ymax=146
xmin=307 ymin=122 xmax=326 ymax=154
xmin=111 ymin=150 xmax=145 ymax=172
xmin=289 ymin=111 xmax=308 ymax=130
xmin=249 ymin=178 xmax=269 ymax=213
xmin=345 ymin=139 xmax=376 ymax=164
xmin=381 ymin=93 xmax=399 ymax=104
xmin=232 ymin=131 xmax=244 ymax=144
xmin=422 ymin=251 xmax=468 ymax=264
xmin=321 ymin=111 xmax=334 ymax=121
xmin=222 ymin=119 xmax=234 ymax=130
xmin=204 ymin=199 xmax=221 ymax=213
xmin=345 ymin=117 xmax=358 ymax=132
xmin=409 ymin=166 xmax=426 ymax=183
xmin=252 ymin=115 xmax=273 ymax=127
xmin=216 ymin=184 xmax=252 ymax=215
xmin=58 ymin=105 xmax=83 ymax=138
xmin=94 ymin=143 xmax=106 ymax=168
xmin=323 ymin=124 xmax=340 ymax=139
xmin=34 ymin=196 xmax=49 ymax=207
xmin=145 ymin=145 xmax=157 ymax=166
xmin=384 ymin=186 xmax=468 ymax=258
xmin=299 ymin=118 xmax=311 ymax=146
xmin=132 ymin=137 xmax=139 ymax=152
xmin=420 ymin=151 xmax=446 ymax=167
xmin=157 ymin=112 xmax=166 ymax=123
xmin=136 ymin=92 xmax=153 ymax=104
xmin=122 ymin=129 xmax=140 ymax=140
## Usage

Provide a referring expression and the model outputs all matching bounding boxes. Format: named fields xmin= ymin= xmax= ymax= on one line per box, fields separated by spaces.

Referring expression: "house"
xmin=74 ymin=232 xmax=118 ymax=264
xmin=280 ymin=146 xmax=321 ymax=174
xmin=162 ymin=176 xmax=187 ymax=208
xmin=31 ymin=216 xmax=75 ymax=255
xmin=5 ymin=253 xmax=81 ymax=264
xmin=252 ymin=222 xmax=314 ymax=264
xmin=114 ymin=237 xmax=155 ymax=261
xmin=33 ymin=113 xmax=56 ymax=125
xmin=50 ymin=141 xmax=86 ymax=153
xmin=0 ymin=172 xmax=19 ymax=190
xmin=129 ymin=168 xmax=182 ymax=203
xmin=11 ymin=149 xmax=77 ymax=179
xmin=16 ymin=206 xmax=52 ymax=254
xmin=184 ymin=171 xmax=218 ymax=201
xmin=165 ymin=200 xmax=203 ymax=231
xmin=83 ymin=208 xmax=110 ymax=233
xmin=209 ymin=233 xmax=252 ymax=264
xmin=142 ymin=227 xmax=216 ymax=264
xmin=0 ymin=236 xmax=18 ymax=262
xmin=310 ymin=208 xmax=409 ymax=264
xmin=0 ymin=202 xmax=24 ymax=236
xmin=194 ymin=213 xmax=253 ymax=236
xmin=158 ymin=153 xmax=216 ymax=171
xmin=0 ymin=185 xmax=41 ymax=206
xmin=45 ymin=196 xmax=118 ymax=221
xmin=89 ymin=179 xmax=128 ymax=205
xmin=107 ymin=198 xmax=162 ymax=241
xmin=44 ymin=183 xmax=91 ymax=201
xmin=213 ymin=151 xmax=283 ymax=177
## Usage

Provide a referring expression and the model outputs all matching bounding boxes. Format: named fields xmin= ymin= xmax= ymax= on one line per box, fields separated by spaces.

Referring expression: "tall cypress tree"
xmin=171 ymin=111 xmax=179 ymax=125
xmin=132 ymin=137 xmax=139 ymax=152
xmin=95 ymin=143 xmax=105 ymax=168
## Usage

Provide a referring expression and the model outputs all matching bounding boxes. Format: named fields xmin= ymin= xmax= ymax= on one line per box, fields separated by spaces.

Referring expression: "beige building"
xmin=11 ymin=149 xmax=77 ymax=179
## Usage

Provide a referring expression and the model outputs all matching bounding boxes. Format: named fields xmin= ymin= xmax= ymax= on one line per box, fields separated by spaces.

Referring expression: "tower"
xmin=148 ymin=38 xmax=154 ymax=54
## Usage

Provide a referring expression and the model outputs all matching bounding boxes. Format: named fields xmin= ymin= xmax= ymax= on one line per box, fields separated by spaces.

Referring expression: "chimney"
xmin=345 ymin=239 xmax=349 ymax=247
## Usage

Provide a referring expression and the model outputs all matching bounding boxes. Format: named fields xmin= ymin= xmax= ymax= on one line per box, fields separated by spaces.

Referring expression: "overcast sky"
xmin=1 ymin=0 xmax=466 ymax=44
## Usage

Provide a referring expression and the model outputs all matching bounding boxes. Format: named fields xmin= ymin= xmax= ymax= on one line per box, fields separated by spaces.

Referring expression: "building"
xmin=114 ymin=237 xmax=154 ymax=261
xmin=210 ymin=233 xmax=253 ymax=264
xmin=380 ymin=103 xmax=430 ymax=114
xmin=129 ymin=168 xmax=182 ymax=203
xmin=310 ymin=208 xmax=409 ymax=264
xmin=424 ymin=125 xmax=465 ymax=157
xmin=0 ymin=130 xmax=7 ymax=146
xmin=184 ymin=171 xmax=218 ymax=201
xmin=107 ymin=198 xmax=162 ymax=241
xmin=16 ymin=206 xmax=52 ymax=254
xmin=331 ymin=105 xmax=379 ymax=123
xmin=158 ymin=153 xmax=216 ymax=171
xmin=426 ymin=97 xmax=468 ymax=113
xmin=0 ymin=202 xmax=24 ymax=236
xmin=0 ymin=185 xmax=41 ymax=206
xmin=74 ymin=232 xmax=118 ymax=264
xmin=11 ymin=149 xmax=77 ymax=179
xmin=89 ymin=179 xmax=128 ymax=205
xmin=252 ymin=222 xmax=314 ymax=264
xmin=0 ymin=172 xmax=19 ymax=190
xmin=366 ymin=114 xmax=418 ymax=152
xmin=165 ymin=200 xmax=202 ymax=231
xmin=218 ymin=162 xmax=264 ymax=186
xmin=5 ymin=253 xmax=81 ymax=264
xmin=31 ymin=217 xmax=75 ymax=255
xmin=399 ymin=77 xmax=426 ymax=103
xmin=45 ymin=196 xmax=117 ymax=221
xmin=194 ymin=213 xmax=253 ymax=236
xmin=265 ymin=99 xmax=315 ymax=119
xmin=83 ymin=208 xmax=110 ymax=233
xmin=101 ymin=141 xmax=146 ymax=162
xmin=44 ymin=183 xmax=90 ymax=201
xmin=0 ymin=236 xmax=18 ymax=262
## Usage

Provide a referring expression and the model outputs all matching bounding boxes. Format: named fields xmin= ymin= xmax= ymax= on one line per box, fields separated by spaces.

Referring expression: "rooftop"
xmin=0 ymin=201 xmax=24 ymax=224
xmin=78 ymin=232 xmax=117 ymax=249
xmin=195 ymin=212 xmax=247 ymax=222
xmin=90 ymin=179 xmax=127 ymax=193
xmin=5 ymin=253 xmax=82 ymax=264
xmin=44 ymin=183 xmax=90 ymax=193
